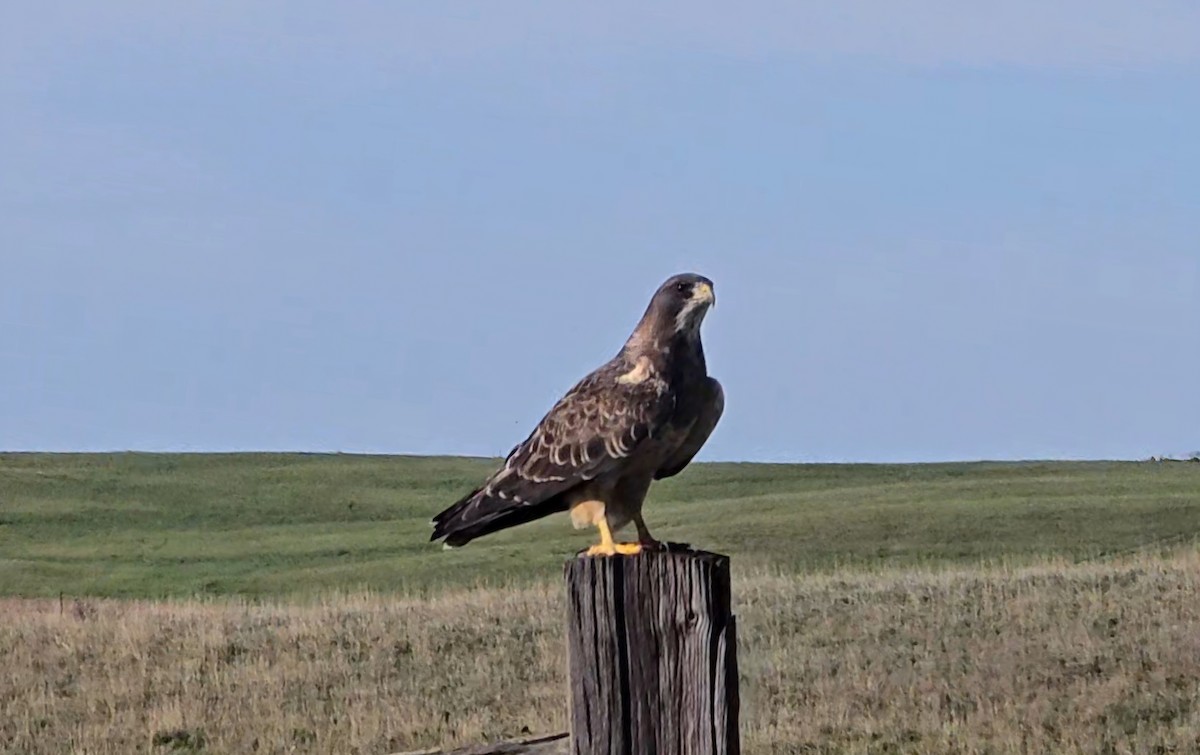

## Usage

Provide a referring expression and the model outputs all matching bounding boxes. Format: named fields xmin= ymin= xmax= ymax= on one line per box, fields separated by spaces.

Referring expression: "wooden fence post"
xmin=564 ymin=547 xmax=739 ymax=755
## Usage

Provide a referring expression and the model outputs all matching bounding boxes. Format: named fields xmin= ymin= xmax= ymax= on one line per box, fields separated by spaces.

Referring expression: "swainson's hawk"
xmin=430 ymin=273 xmax=723 ymax=555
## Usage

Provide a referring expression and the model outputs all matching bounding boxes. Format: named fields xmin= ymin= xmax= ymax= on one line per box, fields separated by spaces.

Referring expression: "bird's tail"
xmin=430 ymin=487 xmax=484 ymax=547
xmin=430 ymin=487 xmax=566 ymax=547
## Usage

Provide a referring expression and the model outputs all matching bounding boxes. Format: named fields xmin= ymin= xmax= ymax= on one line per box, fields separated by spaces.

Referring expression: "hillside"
xmin=1 ymin=453 xmax=1196 ymax=598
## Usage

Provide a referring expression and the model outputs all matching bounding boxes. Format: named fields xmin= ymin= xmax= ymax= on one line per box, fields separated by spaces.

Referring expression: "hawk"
xmin=430 ymin=273 xmax=724 ymax=556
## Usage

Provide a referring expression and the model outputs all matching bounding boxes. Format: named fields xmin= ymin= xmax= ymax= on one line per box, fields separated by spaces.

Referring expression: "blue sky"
xmin=2 ymin=3 xmax=1197 ymax=462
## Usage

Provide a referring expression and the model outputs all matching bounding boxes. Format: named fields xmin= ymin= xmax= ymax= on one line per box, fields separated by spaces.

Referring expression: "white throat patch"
xmin=674 ymin=300 xmax=705 ymax=334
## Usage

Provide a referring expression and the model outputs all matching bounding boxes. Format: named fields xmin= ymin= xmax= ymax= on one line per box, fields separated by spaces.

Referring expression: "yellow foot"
xmin=585 ymin=542 xmax=643 ymax=557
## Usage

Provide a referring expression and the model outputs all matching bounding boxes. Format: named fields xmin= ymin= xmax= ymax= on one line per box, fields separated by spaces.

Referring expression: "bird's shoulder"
xmin=485 ymin=354 xmax=675 ymax=486
xmin=538 ymin=353 xmax=674 ymax=435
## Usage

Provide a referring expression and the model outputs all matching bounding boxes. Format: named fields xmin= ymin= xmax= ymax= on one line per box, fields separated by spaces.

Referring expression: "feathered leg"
xmin=633 ymin=513 xmax=663 ymax=550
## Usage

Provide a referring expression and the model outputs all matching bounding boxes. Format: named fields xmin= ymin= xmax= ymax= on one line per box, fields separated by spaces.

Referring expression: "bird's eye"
xmin=675 ymin=281 xmax=690 ymax=294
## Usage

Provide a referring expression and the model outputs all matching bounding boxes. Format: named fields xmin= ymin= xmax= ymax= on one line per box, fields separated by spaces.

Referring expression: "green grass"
xmin=0 ymin=453 xmax=1197 ymax=598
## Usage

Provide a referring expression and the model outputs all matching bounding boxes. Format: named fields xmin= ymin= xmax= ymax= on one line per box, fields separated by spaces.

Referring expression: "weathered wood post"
xmin=564 ymin=547 xmax=739 ymax=755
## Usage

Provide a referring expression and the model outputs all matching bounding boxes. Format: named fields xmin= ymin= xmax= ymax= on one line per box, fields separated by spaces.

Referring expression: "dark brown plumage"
xmin=430 ymin=273 xmax=723 ymax=554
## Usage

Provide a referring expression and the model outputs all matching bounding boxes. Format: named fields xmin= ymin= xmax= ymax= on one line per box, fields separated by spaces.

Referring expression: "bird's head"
xmin=630 ymin=273 xmax=716 ymax=348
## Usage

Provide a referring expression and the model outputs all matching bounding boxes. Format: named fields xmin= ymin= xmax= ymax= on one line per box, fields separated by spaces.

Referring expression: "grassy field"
xmin=0 ymin=453 xmax=1197 ymax=598
xmin=4 ymin=554 xmax=1200 ymax=754
xmin=2 ymin=453 xmax=1199 ymax=754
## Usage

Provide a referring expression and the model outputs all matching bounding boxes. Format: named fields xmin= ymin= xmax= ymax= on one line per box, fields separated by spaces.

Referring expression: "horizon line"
xmin=2 ymin=449 xmax=1192 ymax=465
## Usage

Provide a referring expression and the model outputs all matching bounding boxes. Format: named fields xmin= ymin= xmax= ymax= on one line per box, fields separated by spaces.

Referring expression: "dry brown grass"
xmin=4 ymin=552 xmax=1200 ymax=754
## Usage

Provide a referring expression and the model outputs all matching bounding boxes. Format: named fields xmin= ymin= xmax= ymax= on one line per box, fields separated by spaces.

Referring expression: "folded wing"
xmin=431 ymin=363 xmax=673 ymax=546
